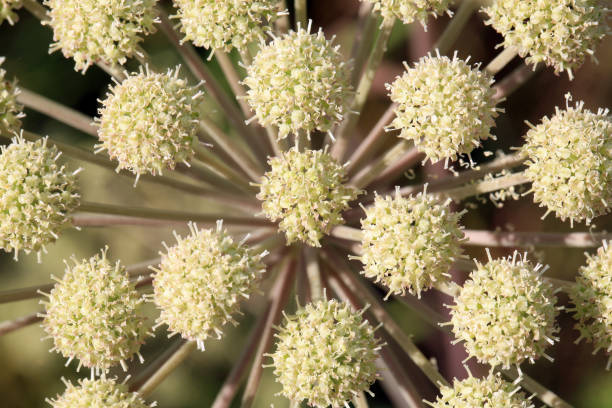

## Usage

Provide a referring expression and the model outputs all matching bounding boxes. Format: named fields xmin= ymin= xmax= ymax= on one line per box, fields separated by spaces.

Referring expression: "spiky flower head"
xmin=0 ymin=136 xmax=79 ymax=259
xmin=388 ymin=53 xmax=499 ymax=163
xmin=48 ymin=377 xmax=152 ymax=408
xmin=483 ymin=0 xmax=610 ymax=79
xmin=257 ymin=148 xmax=358 ymax=247
xmin=152 ymin=221 xmax=265 ymax=350
xmin=426 ymin=371 xmax=533 ymax=408
xmin=41 ymin=249 xmax=148 ymax=371
xmin=364 ymin=0 xmax=453 ymax=27
xmin=243 ymin=25 xmax=351 ymax=140
xmin=449 ymin=251 xmax=559 ymax=369
xmin=174 ymin=0 xmax=281 ymax=52
xmin=270 ymin=299 xmax=381 ymax=408
xmin=0 ymin=57 xmax=23 ymax=135
xmin=359 ymin=189 xmax=464 ymax=298
xmin=96 ymin=67 xmax=202 ymax=178
xmin=521 ymin=96 xmax=612 ymax=226
xmin=0 ymin=0 xmax=21 ymax=26
xmin=568 ymin=241 xmax=612 ymax=369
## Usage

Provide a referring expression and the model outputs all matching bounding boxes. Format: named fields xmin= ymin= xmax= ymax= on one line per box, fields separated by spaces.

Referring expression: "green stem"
xmin=350 ymin=141 xmax=412 ymax=189
xmin=295 ymin=0 xmax=307 ymax=28
xmin=485 ymin=46 xmax=519 ymax=76
xmin=441 ymin=171 xmax=529 ymax=201
xmin=193 ymin=143 xmax=258 ymax=191
xmin=463 ymin=230 xmax=612 ymax=248
xmin=349 ymin=3 xmax=378 ymax=88
xmin=329 ymin=225 xmax=362 ymax=242
xmin=137 ymin=341 xmax=197 ymax=398
xmin=434 ymin=0 xmax=479 ymax=55
xmin=503 ymin=368 xmax=574 ymax=408
xmin=304 ymin=247 xmax=323 ymax=301
xmin=215 ymin=52 xmax=252 ymax=117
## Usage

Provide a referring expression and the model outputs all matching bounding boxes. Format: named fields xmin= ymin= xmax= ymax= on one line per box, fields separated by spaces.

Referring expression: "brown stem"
xmin=0 ymin=312 xmax=43 ymax=336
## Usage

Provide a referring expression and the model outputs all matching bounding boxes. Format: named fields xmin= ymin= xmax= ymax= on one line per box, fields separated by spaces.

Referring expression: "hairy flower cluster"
xmin=483 ymin=0 xmax=610 ymax=78
xmin=174 ymin=0 xmax=280 ymax=52
xmin=364 ymin=0 xmax=453 ymax=26
xmin=426 ymin=372 xmax=533 ymax=408
xmin=96 ymin=67 xmax=202 ymax=178
xmin=0 ymin=57 xmax=23 ymax=135
xmin=44 ymin=0 xmax=158 ymax=72
xmin=48 ymin=378 xmax=152 ymax=408
xmin=0 ymin=137 xmax=79 ymax=258
xmin=388 ymin=53 xmax=499 ymax=163
xmin=359 ymin=189 xmax=464 ymax=298
xmin=41 ymin=249 xmax=148 ymax=371
xmin=244 ymin=26 xmax=351 ymax=139
xmin=568 ymin=241 xmax=612 ymax=369
xmin=257 ymin=148 xmax=358 ymax=246
xmin=0 ymin=0 xmax=21 ymax=26
xmin=521 ymin=98 xmax=612 ymax=225
xmin=270 ymin=299 xmax=380 ymax=408
xmin=449 ymin=252 xmax=559 ymax=368
xmin=152 ymin=221 xmax=265 ymax=350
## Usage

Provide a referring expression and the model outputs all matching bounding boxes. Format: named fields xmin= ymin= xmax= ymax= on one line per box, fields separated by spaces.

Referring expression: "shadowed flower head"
xmin=0 ymin=0 xmax=21 ymax=26
xmin=0 ymin=57 xmax=23 ymax=135
xmin=48 ymin=377 xmax=153 ymax=408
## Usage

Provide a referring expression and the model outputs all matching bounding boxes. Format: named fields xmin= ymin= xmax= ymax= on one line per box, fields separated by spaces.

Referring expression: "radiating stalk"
xmin=493 ymin=63 xmax=541 ymax=100
xmin=295 ymin=0 xmax=307 ymax=28
xmin=330 ymin=225 xmax=362 ymax=242
xmin=485 ymin=46 xmax=519 ymax=76
xmin=503 ymin=368 xmax=574 ymax=408
xmin=441 ymin=171 xmax=529 ymax=201
xmin=370 ymin=148 xmax=424 ymax=187
xmin=350 ymin=141 xmax=412 ymax=189
xmin=275 ymin=0 xmax=290 ymax=33
xmin=0 ymin=312 xmax=43 ymax=336
xmin=215 ymin=52 xmax=252 ymax=117
xmin=433 ymin=0 xmax=479 ymax=55
xmin=304 ymin=247 xmax=323 ymax=301
xmin=463 ymin=230 xmax=612 ymax=248
xmin=193 ymin=143 xmax=258 ymax=190
xmin=348 ymin=3 xmax=377 ymax=88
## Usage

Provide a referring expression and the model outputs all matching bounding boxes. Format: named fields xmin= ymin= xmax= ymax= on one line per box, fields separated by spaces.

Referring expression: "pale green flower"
xmin=48 ymin=378 xmax=153 ymax=408
xmin=0 ymin=57 xmax=23 ymax=135
xmin=364 ymin=0 xmax=453 ymax=27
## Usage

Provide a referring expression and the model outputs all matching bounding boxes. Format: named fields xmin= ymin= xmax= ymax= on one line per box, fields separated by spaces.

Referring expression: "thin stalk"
xmin=493 ymin=63 xmax=541 ymax=100
xmin=349 ymin=3 xmax=377 ymax=88
xmin=304 ymin=247 xmax=323 ymax=300
xmin=21 ymin=0 xmax=46 ymax=22
xmin=215 ymin=52 xmax=252 ymax=117
xmin=95 ymin=61 xmax=128 ymax=82
xmin=295 ymin=0 xmax=307 ymax=28
xmin=193 ymin=143 xmax=258 ymax=190
xmin=329 ymin=225 xmax=362 ymax=242
xmin=503 ymin=368 xmax=574 ymax=408
xmin=0 ymin=312 xmax=43 ymax=336
xmin=353 ymin=392 xmax=369 ymax=408
xmin=371 ymin=148 xmax=424 ymax=187
xmin=275 ymin=0 xmax=290 ymax=33
xmin=265 ymin=126 xmax=284 ymax=157
xmin=433 ymin=0 xmax=479 ymax=54
xmin=485 ymin=46 xmax=519 ymax=76
xmin=176 ymin=161 xmax=252 ymax=195
xmin=129 ymin=339 xmax=186 ymax=391
xmin=441 ymin=171 xmax=530 ymax=201
xmin=463 ymin=230 xmax=612 ymax=248
xmin=350 ymin=141 xmax=412 ymax=189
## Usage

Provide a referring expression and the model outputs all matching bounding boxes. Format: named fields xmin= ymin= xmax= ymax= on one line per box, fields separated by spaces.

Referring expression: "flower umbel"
xmin=48 ymin=377 xmax=153 ymax=408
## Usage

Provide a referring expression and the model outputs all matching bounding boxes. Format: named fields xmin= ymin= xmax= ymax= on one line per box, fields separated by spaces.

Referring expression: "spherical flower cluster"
xmin=257 ymin=148 xmax=358 ymax=246
xmin=449 ymin=252 xmax=559 ymax=369
xmin=243 ymin=26 xmax=351 ymax=139
xmin=483 ymin=0 xmax=610 ymax=78
xmin=44 ymin=0 xmax=158 ymax=73
xmin=388 ymin=53 xmax=499 ymax=163
xmin=0 ymin=137 xmax=79 ymax=258
xmin=0 ymin=57 xmax=23 ymax=135
xmin=152 ymin=221 xmax=265 ymax=350
xmin=0 ymin=0 xmax=21 ymax=26
xmin=41 ymin=249 xmax=148 ymax=371
xmin=96 ymin=67 xmax=202 ymax=178
xmin=568 ymin=241 xmax=612 ymax=369
xmin=521 ymin=98 xmax=612 ymax=226
xmin=174 ymin=0 xmax=280 ymax=52
xmin=364 ymin=0 xmax=453 ymax=27
xmin=359 ymin=189 xmax=464 ymax=298
xmin=270 ymin=299 xmax=381 ymax=408
xmin=427 ymin=372 xmax=533 ymax=408
xmin=48 ymin=378 xmax=152 ymax=408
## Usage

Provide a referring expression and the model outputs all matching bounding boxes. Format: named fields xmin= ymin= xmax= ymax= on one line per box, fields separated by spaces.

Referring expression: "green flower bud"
xmin=364 ymin=0 xmax=453 ymax=27
xmin=0 ymin=57 xmax=24 ymax=135
xmin=48 ymin=377 xmax=153 ymax=408
xmin=0 ymin=0 xmax=21 ymax=26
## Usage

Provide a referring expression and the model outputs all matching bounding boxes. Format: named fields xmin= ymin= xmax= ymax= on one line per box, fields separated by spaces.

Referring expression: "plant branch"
xmin=350 ymin=141 xmax=412 ymax=189
xmin=215 ymin=52 xmax=252 ymax=117
xmin=493 ymin=63 xmax=541 ymax=100
xmin=485 ymin=46 xmax=519 ymax=76
xmin=304 ymin=247 xmax=323 ymax=301
xmin=434 ymin=0 xmax=479 ymax=55
xmin=463 ymin=230 xmax=612 ymax=248
xmin=0 ymin=312 xmax=43 ymax=336
xmin=295 ymin=0 xmax=307 ymax=28
xmin=441 ymin=171 xmax=530 ymax=201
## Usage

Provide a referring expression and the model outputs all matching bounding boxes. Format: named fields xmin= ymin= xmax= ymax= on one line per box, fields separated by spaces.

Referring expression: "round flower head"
xmin=387 ymin=52 xmax=499 ymax=164
xmin=359 ymin=188 xmax=464 ymax=298
xmin=41 ymin=249 xmax=148 ymax=372
xmin=449 ymin=251 xmax=559 ymax=369
xmin=44 ymin=0 xmax=158 ymax=72
xmin=48 ymin=377 xmax=153 ymax=408
xmin=152 ymin=221 xmax=266 ymax=350
xmin=257 ymin=148 xmax=358 ymax=246
xmin=270 ymin=299 xmax=381 ymax=408
xmin=243 ymin=24 xmax=351 ymax=139
xmin=96 ymin=67 xmax=202 ymax=179
xmin=364 ymin=0 xmax=453 ymax=27
xmin=0 ymin=0 xmax=21 ymax=26
xmin=174 ymin=0 xmax=281 ymax=52
xmin=0 ymin=57 xmax=24 ymax=135
xmin=568 ymin=241 xmax=612 ymax=369
xmin=483 ymin=0 xmax=610 ymax=79
xmin=0 ymin=136 xmax=79 ymax=259
xmin=521 ymin=96 xmax=612 ymax=226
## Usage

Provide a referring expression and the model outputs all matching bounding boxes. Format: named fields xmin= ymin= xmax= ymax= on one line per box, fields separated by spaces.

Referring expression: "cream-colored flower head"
xmin=568 ymin=241 xmax=612 ymax=369
xmin=359 ymin=188 xmax=464 ymax=298
xmin=48 ymin=378 xmax=153 ymax=408
xmin=41 ymin=249 xmax=148 ymax=372
xmin=257 ymin=148 xmax=358 ymax=246
xmin=0 ymin=136 xmax=79 ymax=259
xmin=270 ymin=299 xmax=381 ymax=408
xmin=521 ymin=95 xmax=612 ymax=226
xmin=449 ymin=250 xmax=559 ymax=369
xmin=96 ymin=67 xmax=202 ymax=179
xmin=387 ymin=52 xmax=499 ymax=164
xmin=152 ymin=221 xmax=265 ymax=350
xmin=364 ymin=0 xmax=453 ymax=27
xmin=174 ymin=0 xmax=281 ymax=52
xmin=483 ymin=0 xmax=610 ymax=79
xmin=0 ymin=0 xmax=21 ymax=26
xmin=244 ymin=24 xmax=351 ymax=140
xmin=0 ymin=57 xmax=24 ymax=135
xmin=44 ymin=0 xmax=158 ymax=73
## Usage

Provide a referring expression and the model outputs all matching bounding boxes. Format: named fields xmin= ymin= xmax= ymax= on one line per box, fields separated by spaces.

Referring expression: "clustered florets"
xmin=244 ymin=26 xmax=351 ymax=139
xmin=152 ymin=221 xmax=265 ymax=350
xmin=41 ymin=249 xmax=148 ymax=372
xmin=0 ymin=0 xmax=21 ymax=26
xmin=388 ymin=53 xmax=499 ymax=163
xmin=0 ymin=57 xmax=23 ymax=135
xmin=48 ymin=378 xmax=152 ymax=408
xmin=449 ymin=252 xmax=559 ymax=369
xmin=569 ymin=241 xmax=612 ymax=369
xmin=359 ymin=189 xmax=464 ymax=298
xmin=44 ymin=0 xmax=158 ymax=72
xmin=174 ymin=0 xmax=281 ymax=52
xmin=483 ymin=0 xmax=610 ymax=78
xmin=0 ymin=137 xmax=79 ymax=258
xmin=257 ymin=148 xmax=358 ymax=246
xmin=270 ymin=299 xmax=381 ymax=408
xmin=521 ymin=97 xmax=612 ymax=226
xmin=364 ymin=0 xmax=453 ymax=27
xmin=96 ymin=67 xmax=202 ymax=178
